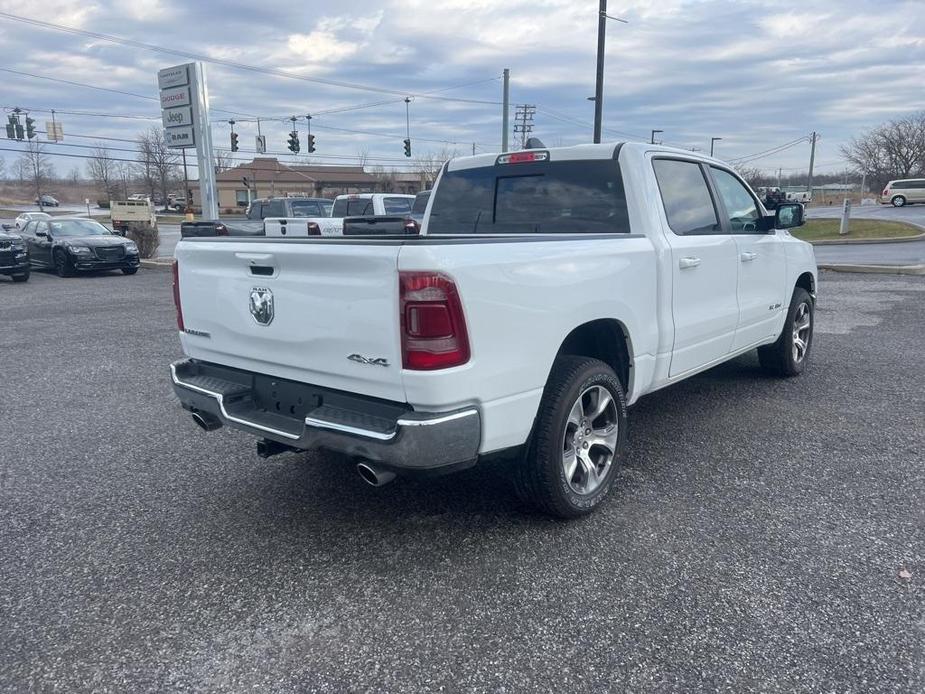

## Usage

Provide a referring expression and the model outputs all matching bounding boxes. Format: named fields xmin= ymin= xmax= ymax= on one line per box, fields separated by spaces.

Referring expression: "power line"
xmin=0 ymin=12 xmax=502 ymax=105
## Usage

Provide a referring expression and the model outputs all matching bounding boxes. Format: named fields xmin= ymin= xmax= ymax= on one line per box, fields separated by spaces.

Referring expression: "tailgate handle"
xmin=250 ymin=265 xmax=274 ymax=276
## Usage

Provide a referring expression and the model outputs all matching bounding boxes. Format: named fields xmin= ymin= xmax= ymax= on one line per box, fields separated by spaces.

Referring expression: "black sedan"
xmin=18 ymin=218 xmax=140 ymax=277
xmin=0 ymin=229 xmax=30 ymax=282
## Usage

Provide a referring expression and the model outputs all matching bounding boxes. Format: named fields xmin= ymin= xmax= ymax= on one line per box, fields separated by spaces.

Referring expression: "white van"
xmin=880 ymin=179 xmax=925 ymax=207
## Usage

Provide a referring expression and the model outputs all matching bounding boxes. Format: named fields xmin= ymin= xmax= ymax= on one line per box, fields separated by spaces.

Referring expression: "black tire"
xmin=11 ymin=271 xmax=29 ymax=283
xmin=54 ymin=250 xmax=74 ymax=278
xmin=122 ymin=267 xmax=138 ymax=275
xmin=758 ymin=286 xmax=814 ymax=377
xmin=514 ymin=355 xmax=628 ymax=519
xmin=892 ymin=195 xmax=906 ymax=208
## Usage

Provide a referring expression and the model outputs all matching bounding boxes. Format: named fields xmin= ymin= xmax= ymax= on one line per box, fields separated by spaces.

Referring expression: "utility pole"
xmin=472 ymin=142 xmax=476 ymax=156
xmin=514 ymin=105 xmax=536 ymax=149
xmin=778 ymin=167 xmax=782 ymax=187
xmin=710 ymin=137 xmax=722 ymax=156
xmin=807 ymin=131 xmax=817 ymax=201
xmin=650 ymin=129 xmax=662 ymax=144
xmin=501 ymin=68 xmax=510 ymax=153
xmin=591 ymin=3 xmax=628 ymax=143
xmin=593 ymin=0 xmax=607 ymax=143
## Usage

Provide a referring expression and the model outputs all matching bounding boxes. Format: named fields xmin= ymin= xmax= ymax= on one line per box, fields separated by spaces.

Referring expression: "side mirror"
xmin=1 ymin=223 xmax=12 ymax=231
xmin=774 ymin=203 xmax=805 ymax=230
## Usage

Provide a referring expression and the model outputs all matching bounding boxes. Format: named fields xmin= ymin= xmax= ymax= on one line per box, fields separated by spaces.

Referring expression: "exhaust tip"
xmin=191 ymin=411 xmax=222 ymax=432
xmin=357 ymin=462 xmax=396 ymax=487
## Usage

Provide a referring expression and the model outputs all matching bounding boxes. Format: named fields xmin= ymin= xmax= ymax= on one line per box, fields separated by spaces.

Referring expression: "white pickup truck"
xmin=170 ymin=143 xmax=817 ymax=518
xmin=264 ymin=193 xmax=415 ymax=237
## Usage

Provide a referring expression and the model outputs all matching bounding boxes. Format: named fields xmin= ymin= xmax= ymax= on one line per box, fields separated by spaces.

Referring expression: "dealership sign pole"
xmin=158 ymin=62 xmax=219 ymax=220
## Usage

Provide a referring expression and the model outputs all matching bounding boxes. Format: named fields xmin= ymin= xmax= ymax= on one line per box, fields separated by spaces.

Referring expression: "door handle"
xmin=740 ymin=251 xmax=758 ymax=262
xmin=679 ymin=256 xmax=701 ymax=269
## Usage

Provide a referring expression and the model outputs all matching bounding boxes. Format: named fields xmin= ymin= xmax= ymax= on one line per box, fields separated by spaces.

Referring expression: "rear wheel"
xmin=758 ymin=286 xmax=814 ymax=377
xmin=54 ymin=250 xmax=74 ymax=278
xmin=11 ymin=270 xmax=29 ymax=283
xmin=892 ymin=195 xmax=907 ymax=207
xmin=515 ymin=355 xmax=627 ymax=519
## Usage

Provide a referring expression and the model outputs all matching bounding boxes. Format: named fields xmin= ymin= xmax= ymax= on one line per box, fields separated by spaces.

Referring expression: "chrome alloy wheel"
xmin=792 ymin=302 xmax=812 ymax=363
xmin=561 ymin=385 xmax=619 ymax=495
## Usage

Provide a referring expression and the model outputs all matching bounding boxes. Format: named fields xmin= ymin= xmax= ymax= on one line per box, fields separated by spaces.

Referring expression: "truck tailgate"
xmin=175 ymin=239 xmax=405 ymax=402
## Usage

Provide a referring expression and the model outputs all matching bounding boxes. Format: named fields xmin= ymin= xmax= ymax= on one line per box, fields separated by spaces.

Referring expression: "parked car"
xmin=0 ymin=228 xmax=30 ymax=282
xmin=14 ymin=211 xmax=50 ymax=231
xmin=169 ymin=142 xmax=816 ymax=519
xmin=35 ymin=195 xmax=60 ymax=207
xmin=879 ymin=178 xmax=925 ymax=207
xmin=17 ymin=217 xmax=140 ymax=277
xmin=264 ymin=193 xmax=415 ymax=237
xmin=181 ymin=197 xmax=334 ymax=238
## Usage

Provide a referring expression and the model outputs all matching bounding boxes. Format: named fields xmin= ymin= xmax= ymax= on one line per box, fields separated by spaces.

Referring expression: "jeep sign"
xmin=162 ymin=106 xmax=193 ymax=129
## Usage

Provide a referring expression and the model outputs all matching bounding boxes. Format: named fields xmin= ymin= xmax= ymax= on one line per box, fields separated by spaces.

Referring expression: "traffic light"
xmin=307 ymin=133 xmax=315 ymax=153
xmin=287 ymin=130 xmax=300 ymax=154
xmin=5 ymin=115 xmax=15 ymax=139
xmin=25 ymin=116 xmax=35 ymax=140
xmin=230 ymin=132 xmax=239 ymax=152
xmin=403 ymin=138 xmax=411 ymax=158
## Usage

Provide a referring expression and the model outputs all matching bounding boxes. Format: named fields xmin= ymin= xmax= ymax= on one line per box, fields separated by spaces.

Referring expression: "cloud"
xmin=0 ymin=0 xmax=923 ymax=176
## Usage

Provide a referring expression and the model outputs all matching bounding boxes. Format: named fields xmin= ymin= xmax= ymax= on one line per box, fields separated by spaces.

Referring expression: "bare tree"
xmin=414 ymin=146 xmax=458 ymax=187
xmin=86 ymin=144 xmax=117 ymax=200
xmin=841 ymin=111 xmax=925 ymax=191
xmin=0 ymin=155 xmax=5 ymax=180
xmin=67 ymin=166 xmax=81 ymax=185
xmin=369 ymin=165 xmax=398 ymax=192
xmin=136 ymin=127 xmax=179 ymax=204
xmin=214 ymin=149 xmax=234 ymax=173
xmin=18 ymin=141 xmax=53 ymax=201
xmin=733 ymin=164 xmax=771 ymax=189
xmin=355 ymin=148 xmax=370 ymax=168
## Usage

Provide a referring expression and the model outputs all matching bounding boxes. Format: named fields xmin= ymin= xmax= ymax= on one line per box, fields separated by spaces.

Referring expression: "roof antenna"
xmin=524 ymin=137 xmax=546 ymax=149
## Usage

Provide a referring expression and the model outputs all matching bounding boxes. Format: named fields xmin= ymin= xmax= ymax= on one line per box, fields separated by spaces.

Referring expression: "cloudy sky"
xmin=1 ymin=0 xmax=923 ymax=179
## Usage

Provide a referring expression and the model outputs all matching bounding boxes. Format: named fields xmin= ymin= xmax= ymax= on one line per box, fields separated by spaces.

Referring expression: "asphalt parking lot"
xmin=1 ymin=268 xmax=922 ymax=692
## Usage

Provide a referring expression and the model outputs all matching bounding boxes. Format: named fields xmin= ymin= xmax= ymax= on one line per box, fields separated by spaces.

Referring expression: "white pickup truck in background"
xmin=170 ymin=142 xmax=816 ymax=518
xmin=265 ymin=192 xmax=415 ymax=237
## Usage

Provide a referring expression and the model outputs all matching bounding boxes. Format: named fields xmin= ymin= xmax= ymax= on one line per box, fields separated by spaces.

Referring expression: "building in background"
xmin=189 ymin=158 xmax=425 ymax=211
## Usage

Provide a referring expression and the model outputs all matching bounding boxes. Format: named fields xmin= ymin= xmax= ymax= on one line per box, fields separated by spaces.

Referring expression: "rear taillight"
xmin=172 ymin=260 xmax=184 ymax=332
xmin=215 ymin=224 xmax=228 ymax=236
xmin=307 ymin=222 xmax=321 ymax=236
xmin=399 ymin=272 xmax=470 ymax=370
xmin=882 ymin=188 xmax=890 ymax=197
xmin=403 ymin=218 xmax=420 ymax=234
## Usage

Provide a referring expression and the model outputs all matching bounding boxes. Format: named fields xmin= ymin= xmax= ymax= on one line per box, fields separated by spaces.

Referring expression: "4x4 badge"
xmin=249 ymin=287 xmax=274 ymax=325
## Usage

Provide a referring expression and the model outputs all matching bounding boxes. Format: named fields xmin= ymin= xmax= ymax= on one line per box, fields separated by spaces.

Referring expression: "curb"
xmin=810 ymin=231 xmax=925 ymax=246
xmin=140 ymin=259 xmax=174 ymax=270
xmin=819 ymin=263 xmax=925 ymax=276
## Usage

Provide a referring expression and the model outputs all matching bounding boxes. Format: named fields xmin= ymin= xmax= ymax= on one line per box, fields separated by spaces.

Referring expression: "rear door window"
xmin=246 ymin=203 xmax=263 ymax=220
xmin=427 ymin=159 xmax=630 ymax=234
xmin=652 ymin=159 xmax=721 ymax=236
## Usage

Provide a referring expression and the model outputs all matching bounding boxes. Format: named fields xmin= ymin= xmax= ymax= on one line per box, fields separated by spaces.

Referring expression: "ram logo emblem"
xmin=249 ymin=287 xmax=274 ymax=326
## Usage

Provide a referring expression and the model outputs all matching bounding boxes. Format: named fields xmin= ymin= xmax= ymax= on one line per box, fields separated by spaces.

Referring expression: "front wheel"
xmin=758 ymin=286 xmax=814 ymax=377
xmin=892 ymin=195 xmax=907 ymax=207
xmin=11 ymin=271 xmax=29 ymax=283
xmin=122 ymin=267 xmax=138 ymax=275
xmin=515 ymin=355 xmax=628 ymax=519
xmin=54 ymin=250 xmax=74 ymax=278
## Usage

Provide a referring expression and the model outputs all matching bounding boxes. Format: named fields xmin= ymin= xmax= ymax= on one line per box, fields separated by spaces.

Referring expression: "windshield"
xmin=427 ymin=159 xmax=630 ymax=234
xmin=48 ymin=219 xmax=111 ymax=237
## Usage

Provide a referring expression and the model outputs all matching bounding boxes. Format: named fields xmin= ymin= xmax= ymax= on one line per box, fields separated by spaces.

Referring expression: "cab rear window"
xmin=427 ymin=159 xmax=630 ymax=234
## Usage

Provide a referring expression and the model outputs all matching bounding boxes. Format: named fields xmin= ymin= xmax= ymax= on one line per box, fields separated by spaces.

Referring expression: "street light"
xmin=710 ymin=137 xmax=722 ymax=156
xmin=592 ymin=1 xmax=628 ymax=144
xmin=650 ymin=129 xmax=663 ymax=145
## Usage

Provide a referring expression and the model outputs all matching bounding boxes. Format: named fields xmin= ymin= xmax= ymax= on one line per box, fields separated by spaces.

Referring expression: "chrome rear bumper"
xmin=170 ymin=359 xmax=481 ymax=471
